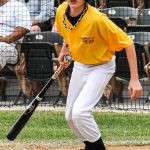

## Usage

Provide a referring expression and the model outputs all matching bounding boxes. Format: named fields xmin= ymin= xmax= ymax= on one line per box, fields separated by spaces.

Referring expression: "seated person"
xmin=21 ymin=0 xmax=55 ymax=32
xmin=0 ymin=0 xmax=31 ymax=98
xmin=0 ymin=0 xmax=31 ymax=69
xmin=18 ymin=0 xmax=55 ymax=96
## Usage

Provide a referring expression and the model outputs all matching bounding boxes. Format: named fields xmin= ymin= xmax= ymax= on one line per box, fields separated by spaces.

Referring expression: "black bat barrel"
xmin=6 ymin=78 xmax=54 ymax=141
xmin=6 ymin=99 xmax=40 ymax=141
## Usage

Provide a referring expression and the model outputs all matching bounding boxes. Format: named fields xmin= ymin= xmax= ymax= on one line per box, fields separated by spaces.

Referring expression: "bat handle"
xmin=52 ymin=54 xmax=72 ymax=79
xmin=36 ymin=54 xmax=72 ymax=99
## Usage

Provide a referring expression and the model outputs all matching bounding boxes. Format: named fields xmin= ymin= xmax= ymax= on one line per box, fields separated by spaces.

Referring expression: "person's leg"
xmin=0 ymin=42 xmax=18 ymax=68
xmin=70 ymin=57 xmax=115 ymax=149
xmin=65 ymin=62 xmax=88 ymax=141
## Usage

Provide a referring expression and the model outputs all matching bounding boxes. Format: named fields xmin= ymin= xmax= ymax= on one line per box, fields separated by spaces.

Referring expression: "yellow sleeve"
xmin=97 ymin=14 xmax=133 ymax=52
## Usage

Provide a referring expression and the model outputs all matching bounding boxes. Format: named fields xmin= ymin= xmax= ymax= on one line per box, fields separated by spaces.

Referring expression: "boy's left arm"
xmin=125 ymin=44 xmax=143 ymax=100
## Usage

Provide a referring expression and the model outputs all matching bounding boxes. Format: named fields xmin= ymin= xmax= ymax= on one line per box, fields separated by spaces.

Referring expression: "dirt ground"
xmin=50 ymin=146 xmax=150 ymax=150
xmin=0 ymin=144 xmax=150 ymax=150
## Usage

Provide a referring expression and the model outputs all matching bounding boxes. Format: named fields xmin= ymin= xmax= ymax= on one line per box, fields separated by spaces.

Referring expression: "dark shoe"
xmin=83 ymin=141 xmax=93 ymax=150
xmin=91 ymin=138 xmax=106 ymax=150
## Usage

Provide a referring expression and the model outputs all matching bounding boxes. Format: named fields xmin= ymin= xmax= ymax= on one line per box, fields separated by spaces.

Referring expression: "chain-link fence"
xmin=0 ymin=0 xmax=150 ymax=112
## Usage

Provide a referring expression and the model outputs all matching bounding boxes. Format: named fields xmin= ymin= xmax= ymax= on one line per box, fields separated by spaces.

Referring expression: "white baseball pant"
xmin=65 ymin=56 xmax=116 ymax=142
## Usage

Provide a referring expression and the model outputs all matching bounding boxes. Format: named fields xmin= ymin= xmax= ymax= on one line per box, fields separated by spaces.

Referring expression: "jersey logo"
xmin=81 ymin=36 xmax=95 ymax=44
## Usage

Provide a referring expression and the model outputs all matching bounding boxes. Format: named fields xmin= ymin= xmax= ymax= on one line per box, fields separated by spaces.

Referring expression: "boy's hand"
xmin=58 ymin=43 xmax=70 ymax=68
xmin=128 ymin=80 xmax=143 ymax=100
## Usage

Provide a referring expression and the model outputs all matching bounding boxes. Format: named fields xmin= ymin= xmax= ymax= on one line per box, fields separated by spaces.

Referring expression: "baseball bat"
xmin=6 ymin=54 xmax=72 ymax=141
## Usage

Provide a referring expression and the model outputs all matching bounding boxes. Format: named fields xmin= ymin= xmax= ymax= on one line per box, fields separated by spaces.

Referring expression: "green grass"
xmin=0 ymin=110 xmax=150 ymax=144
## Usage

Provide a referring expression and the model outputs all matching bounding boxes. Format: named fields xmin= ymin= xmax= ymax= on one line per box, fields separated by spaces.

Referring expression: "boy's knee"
xmin=72 ymin=108 xmax=85 ymax=122
xmin=65 ymin=110 xmax=80 ymax=124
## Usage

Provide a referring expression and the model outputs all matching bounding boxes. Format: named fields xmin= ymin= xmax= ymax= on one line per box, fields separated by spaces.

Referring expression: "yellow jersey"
xmin=56 ymin=2 xmax=133 ymax=64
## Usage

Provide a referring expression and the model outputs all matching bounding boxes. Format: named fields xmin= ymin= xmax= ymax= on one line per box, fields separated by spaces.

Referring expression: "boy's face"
xmin=67 ymin=0 xmax=85 ymax=8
